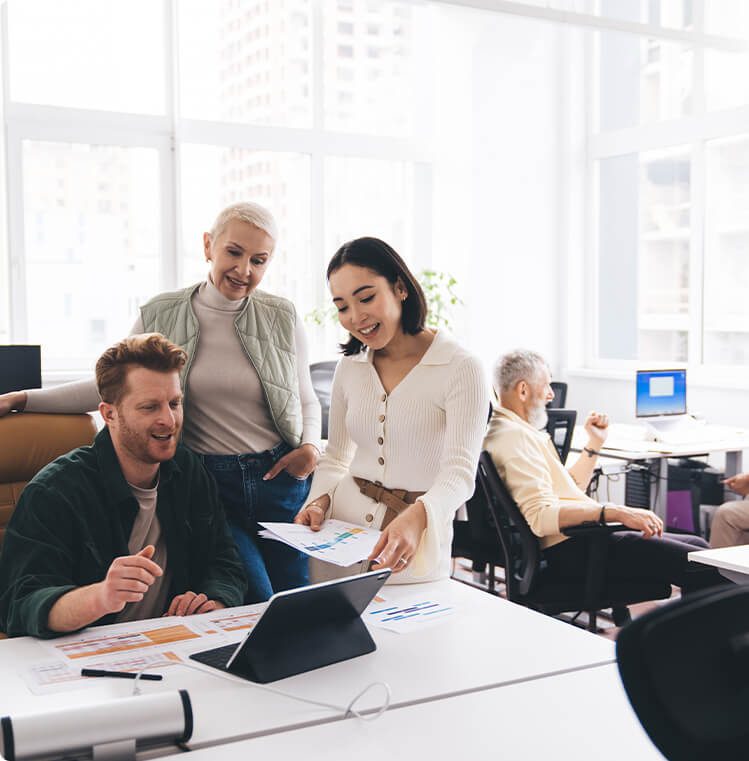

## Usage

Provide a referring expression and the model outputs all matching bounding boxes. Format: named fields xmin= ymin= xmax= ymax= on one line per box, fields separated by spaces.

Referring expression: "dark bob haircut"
xmin=327 ymin=236 xmax=428 ymax=356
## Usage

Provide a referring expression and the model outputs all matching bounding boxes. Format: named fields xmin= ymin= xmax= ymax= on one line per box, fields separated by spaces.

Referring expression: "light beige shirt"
xmin=483 ymin=406 xmax=597 ymax=550
xmin=115 ymin=479 xmax=171 ymax=622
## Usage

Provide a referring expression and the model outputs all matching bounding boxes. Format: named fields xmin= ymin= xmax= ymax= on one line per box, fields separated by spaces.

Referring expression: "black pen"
xmin=81 ymin=668 xmax=163 ymax=681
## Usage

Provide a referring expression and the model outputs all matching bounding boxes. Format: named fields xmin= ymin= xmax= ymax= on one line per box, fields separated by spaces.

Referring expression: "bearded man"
xmin=483 ymin=349 xmax=724 ymax=596
xmin=0 ymin=334 xmax=246 ymax=638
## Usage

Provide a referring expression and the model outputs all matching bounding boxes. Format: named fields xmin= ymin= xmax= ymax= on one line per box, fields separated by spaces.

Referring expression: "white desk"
xmin=572 ymin=426 xmax=749 ymax=521
xmin=0 ymin=580 xmax=614 ymax=751
xmin=158 ymin=663 xmax=663 ymax=761
xmin=689 ymin=544 xmax=749 ymax=583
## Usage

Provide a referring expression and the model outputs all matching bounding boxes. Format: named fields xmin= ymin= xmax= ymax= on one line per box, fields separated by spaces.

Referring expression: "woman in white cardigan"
xmin=295 ymin=237 xmax=489 ymax=582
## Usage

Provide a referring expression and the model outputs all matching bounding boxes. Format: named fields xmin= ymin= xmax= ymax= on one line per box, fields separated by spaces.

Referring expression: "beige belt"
xmin=353 ymin=477 xmax=425 ymax=529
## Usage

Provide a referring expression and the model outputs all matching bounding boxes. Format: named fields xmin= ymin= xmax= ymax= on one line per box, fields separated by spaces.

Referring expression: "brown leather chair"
xmin=0 ymin=413 xmax=98 ymax=548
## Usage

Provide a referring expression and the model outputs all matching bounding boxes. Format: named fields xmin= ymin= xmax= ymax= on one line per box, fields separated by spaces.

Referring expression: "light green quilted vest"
xmin=139 ymin=283 xmax=303 ymax=448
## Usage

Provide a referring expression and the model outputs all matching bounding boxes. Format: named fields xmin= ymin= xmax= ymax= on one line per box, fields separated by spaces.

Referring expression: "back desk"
xmin=0 ymin=580 xmax=617 ymax=752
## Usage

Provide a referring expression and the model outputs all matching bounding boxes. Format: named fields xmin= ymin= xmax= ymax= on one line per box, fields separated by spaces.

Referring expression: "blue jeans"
xmin=201 ymin=441 xmax=310 ymax=604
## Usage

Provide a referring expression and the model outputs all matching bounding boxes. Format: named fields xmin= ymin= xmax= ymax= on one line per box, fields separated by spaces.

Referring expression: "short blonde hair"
xmin=208 ymin=201 xmax=278 ymax=243
xmin=96 ymin=333 xmax=187 ymax=404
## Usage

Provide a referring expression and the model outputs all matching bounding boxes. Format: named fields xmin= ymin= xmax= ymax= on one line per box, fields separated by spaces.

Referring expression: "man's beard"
xmin=528 ymin=401 xmax=548 ymax=430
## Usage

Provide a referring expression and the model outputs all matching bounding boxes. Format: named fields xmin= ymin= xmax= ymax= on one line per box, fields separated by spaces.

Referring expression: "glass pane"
xmin=8 ymin=0 xmax=165 ymax=114
xmin=177 ymin=0 xmax=313 ymax=127
xmin=638 ymin=148 xmax=690 ymax=362
xmin=324 ymin=156 xmax=413 ymax=257
xmin=592 ymin=0 xmax=694 ymax=29
xmin=703 ymin=135 xmax=749 ymax=365
xmin=179 ymin=144 xmax=313 ymax=314
xmin=323 ymin=0 xmax=424 ymax=136
xmin=705 ymin=50 xmax=749 ymax=111
xmin=22 ymin=141 xmax=161 ymax=371
xmin=597 ymin=149 xmax=690 ymax=362
xmin=598 ymin=32 xmax=692 ymax=131
xmin=705 ymin=0 xmax=749 ymax=39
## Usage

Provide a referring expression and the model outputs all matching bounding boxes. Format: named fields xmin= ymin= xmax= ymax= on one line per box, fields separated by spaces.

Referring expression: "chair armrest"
xmin=562 ymin=521 xmax=626 ymax=538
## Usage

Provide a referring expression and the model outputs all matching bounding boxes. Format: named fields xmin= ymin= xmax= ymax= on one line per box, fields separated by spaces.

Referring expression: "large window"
xmin=1 ymin=0 xmax=431 ymax=371
xmin=591 ymin=2 xmax=749 ymax=370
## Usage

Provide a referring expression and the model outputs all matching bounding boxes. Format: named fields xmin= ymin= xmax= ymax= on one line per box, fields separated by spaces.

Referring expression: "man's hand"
xmin=724 ymin=473 xmax=749 ymax=497
xmin=584 ymin=411 xmax=609 ymax=449
xmin=95 ymin=545 xmax=163 ymax=615
xmin=165 ymin=592 xmax=225 ymax=616
xmin=294 ymin=494 xmax=331 ymax=532
xmin=263 ymin=443 xmax=319 ymax=480
xmin=369 ymin=501 xmax=427 ymax=574
xmin=608 ymin=506 xmax=663 ymax=539
xmin=0 ymin=391 xmax=27 ymax=416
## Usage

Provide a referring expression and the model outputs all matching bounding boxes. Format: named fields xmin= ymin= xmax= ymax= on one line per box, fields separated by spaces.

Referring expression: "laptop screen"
xmin=0 ymin=345 xmax=42 ymax=395
xmin=636 ymin=369 xmax=687 ymax=418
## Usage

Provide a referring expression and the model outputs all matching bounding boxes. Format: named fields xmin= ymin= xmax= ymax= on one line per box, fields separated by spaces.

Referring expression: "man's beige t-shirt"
xmin=115 ymin=479 xmax=171 ymax=622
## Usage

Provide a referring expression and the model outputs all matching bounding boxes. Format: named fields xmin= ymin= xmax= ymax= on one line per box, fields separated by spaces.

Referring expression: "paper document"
xmin=365 ymin=595 xmax=456 ymax=633
xmin=259 ymin=519 xmax=381 ymax=567
xmin=24 ymin=605 xmax=266 ymax=695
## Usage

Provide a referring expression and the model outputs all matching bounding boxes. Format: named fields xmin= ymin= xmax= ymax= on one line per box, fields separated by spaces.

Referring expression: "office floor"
xmin=450 ymin=559 xmax=679 ymax=641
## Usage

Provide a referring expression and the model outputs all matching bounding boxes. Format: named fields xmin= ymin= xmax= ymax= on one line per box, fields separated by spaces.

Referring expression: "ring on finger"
xmin=397 ymin=557 xmax=408 ymax=566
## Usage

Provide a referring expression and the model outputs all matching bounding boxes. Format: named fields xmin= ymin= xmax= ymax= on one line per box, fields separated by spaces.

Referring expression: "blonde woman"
xmin=0 ymin=203 xmax=322 ymax=603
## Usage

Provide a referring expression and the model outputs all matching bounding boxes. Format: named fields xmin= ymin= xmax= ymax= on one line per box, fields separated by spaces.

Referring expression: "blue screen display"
xmin=636 ymin=370 xmax=687 ymax=417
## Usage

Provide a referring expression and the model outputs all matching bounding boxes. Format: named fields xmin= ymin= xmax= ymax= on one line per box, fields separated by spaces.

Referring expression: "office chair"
xmin=545 ymin=408 xmax=576 ymax=464
xmin=309 ymin=361 xmax=338 ymax=440
xmin=475 ymin=451 xmax=671 ymax=631
xmin=451 ymin=479 xmax=506 ymax=593
xmin=547 ymin=380 xmax=567 ymax=409
xmin=617 ymin=584 xmax=749 ymax=761
xmin=0 ymin=412 xmax=98 ymax=547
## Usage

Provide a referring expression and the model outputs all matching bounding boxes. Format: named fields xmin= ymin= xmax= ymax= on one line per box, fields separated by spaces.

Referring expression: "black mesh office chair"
xmin=617 ymin=584 xmax=749 ymax=761
xmin=475 ymin=451 xmax=671 ymax=631
xmin=547 ymin=380 xmax=567 ymax=409
xmin=452 ymin=404 xmax=505 ymax=591
xmin=309 ymin=361 xmax=338 ymax=440
xmin=545 ymin=408 xmax=576 ymax=464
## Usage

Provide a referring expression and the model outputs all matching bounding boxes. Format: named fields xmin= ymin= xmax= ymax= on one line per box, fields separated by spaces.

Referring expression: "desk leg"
xmin=724 ymin=450 xmax=744 ymax=502
xmin=652 ymin=458 xmax=668 ymax=521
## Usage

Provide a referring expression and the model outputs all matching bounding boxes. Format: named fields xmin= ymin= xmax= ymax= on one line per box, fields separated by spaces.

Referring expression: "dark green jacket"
xmin=0 ymin=428 xmax=247 ymax=638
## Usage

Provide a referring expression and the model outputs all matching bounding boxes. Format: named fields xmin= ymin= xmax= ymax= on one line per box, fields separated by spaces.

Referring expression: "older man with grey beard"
xmin=483 ymin=349 xmax=725 ymax=597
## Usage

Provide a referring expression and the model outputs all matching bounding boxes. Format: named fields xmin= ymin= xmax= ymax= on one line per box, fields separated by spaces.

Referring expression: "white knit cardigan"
xmin=305 ymin=330 xmax=490 ymax=583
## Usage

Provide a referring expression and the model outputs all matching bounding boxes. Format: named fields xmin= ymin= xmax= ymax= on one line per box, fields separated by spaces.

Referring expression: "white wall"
xmin=431 ymin=7 xmax=562 ymax=376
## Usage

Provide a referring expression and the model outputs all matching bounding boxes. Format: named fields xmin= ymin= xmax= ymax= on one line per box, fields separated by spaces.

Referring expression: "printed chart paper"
xmin=25 ymin=605 xmax=267 ymax=695
xmin=48 ymin=623 xmax=200 ymax=660
xmin=365 ymin=595 xmax=456 ymax=634
xmin=24 ymin=651 xmax=183 ymax=694
xmin=259 ymin=519 xmax=381 ymax=567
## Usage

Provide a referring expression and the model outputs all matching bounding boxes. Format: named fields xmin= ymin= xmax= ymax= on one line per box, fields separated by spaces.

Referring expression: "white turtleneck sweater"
xmin=25 ymin=280 xmax=321 ymax=455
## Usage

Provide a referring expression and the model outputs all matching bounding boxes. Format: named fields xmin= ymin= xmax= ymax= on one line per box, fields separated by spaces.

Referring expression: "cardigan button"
xmin=377 ymin=436 xmax=384 ymax=445
xmin=379 ymin=414 xmax=385 ymax=423
xmin=378 ymin=457 xmax=385 ymax=465
xmin=365 ymin=513 xmax=374 ymax=523
xmin=381 ymin=393 xmax=387 ymax=402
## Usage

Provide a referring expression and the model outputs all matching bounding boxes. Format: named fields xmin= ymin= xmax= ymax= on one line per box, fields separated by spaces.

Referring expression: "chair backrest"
xmin=545 ymin=408 xmax=577 ymax=464
xmin=547 ymin=380 xmax=567 ymax=409
xmin=476 ymin=450 xmax=542 ymax=600
xmin=309 ymin=361 xmax=338 ymax=440
xmin=0 ymin=413 xmax=97 ymax=547
xmin=617 ymin=584 xmax=749 ymax=760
